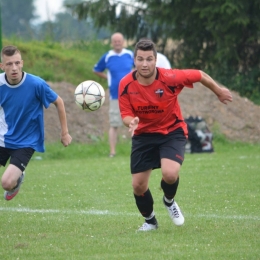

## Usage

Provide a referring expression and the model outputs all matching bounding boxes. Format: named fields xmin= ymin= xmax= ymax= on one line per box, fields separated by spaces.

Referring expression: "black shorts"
xmin=0 ymin=147 xmax=35 ymax=171
xmin=131 ymin=128 xmax=187 ymax=173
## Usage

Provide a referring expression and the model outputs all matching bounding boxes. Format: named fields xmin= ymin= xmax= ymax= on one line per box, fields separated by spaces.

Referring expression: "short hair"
xmin=1 ymin=45 xmax=21 ymax=61
xmin=134 ymin=39 xmax=157 ymax=58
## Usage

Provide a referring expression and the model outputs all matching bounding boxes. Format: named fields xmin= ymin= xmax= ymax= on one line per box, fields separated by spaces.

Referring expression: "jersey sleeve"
xmin=36 ymin=79 xmax=58 ymax=109
xmin=43 ymin=85 xmax=58 ymax=109
xmin=176 ymin=69 xmax=201 ymax=88
xmin=93 ymin=53 xmax=107 ymax=72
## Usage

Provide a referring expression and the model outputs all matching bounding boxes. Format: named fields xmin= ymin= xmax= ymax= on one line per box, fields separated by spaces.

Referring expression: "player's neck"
xmin=136 ymin=69 xmax=157 ymax=86
xmin=113 ymin=48 xmax=123 ymax=54
xmin=5 ymin=71 xmax=24 ymax=85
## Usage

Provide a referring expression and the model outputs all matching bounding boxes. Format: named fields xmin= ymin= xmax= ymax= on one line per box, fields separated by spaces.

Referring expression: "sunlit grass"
xmin=0 ymin=141 xmax=259 ymax=259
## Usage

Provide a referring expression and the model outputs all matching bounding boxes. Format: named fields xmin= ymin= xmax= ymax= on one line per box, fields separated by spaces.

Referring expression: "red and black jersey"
xmin=119 ymin=68 xmax=201 ymax=136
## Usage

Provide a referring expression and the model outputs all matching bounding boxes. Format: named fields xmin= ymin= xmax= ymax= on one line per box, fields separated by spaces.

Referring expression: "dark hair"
xmin=1 ymin=45 xmax=21 ymax=61
xmin=134 ymin=39 xmax=157 ymax=58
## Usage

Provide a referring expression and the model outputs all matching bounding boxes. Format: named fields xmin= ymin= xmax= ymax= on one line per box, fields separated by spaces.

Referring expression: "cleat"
xmin=4 ymin=172 xmax=25 ymax=201
xmin=163 ymin=197 xmax=184 ymax=226
xmin=137 ymin=222 xmax=158 ymax=232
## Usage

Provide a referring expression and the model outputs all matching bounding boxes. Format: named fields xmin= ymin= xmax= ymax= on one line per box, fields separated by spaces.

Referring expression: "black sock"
xmin=161 ymin=178 xmax=179 ymax=206
xmin=134 ymin=189 xmax=154 ymax=218
xmin=163 ymin=197 xmax=173 ymax=207
xmin=146 ymin=216 xmax=157 ymax=225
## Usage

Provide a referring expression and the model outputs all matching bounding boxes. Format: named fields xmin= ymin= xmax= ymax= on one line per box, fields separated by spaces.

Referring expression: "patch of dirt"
xmin=44 ymin=82 xmax=260 ymax=144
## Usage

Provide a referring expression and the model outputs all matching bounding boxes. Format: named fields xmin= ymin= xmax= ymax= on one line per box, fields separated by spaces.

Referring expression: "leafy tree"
xmin=65 ymin=1 xmax=151 ymax=43
xmin=36 ymin=0 xmax=110 ymax=42
xmin=67 ymin=0 xmax=260 ymax=102
xmin=38 ymin=12 xmax=109 ymax=42
xmin=1 ymin=0 xmax=36 ymax=39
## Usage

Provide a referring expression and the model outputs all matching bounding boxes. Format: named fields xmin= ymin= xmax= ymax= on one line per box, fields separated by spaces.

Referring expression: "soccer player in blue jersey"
xmin=0 ymin=45 xmax=72 ymax=201
xmin=93 ymin=32 xmax=134 ymax=157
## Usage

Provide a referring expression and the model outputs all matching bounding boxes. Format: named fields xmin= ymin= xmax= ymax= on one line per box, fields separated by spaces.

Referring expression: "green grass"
xmin=0 ymin=141 xmax=259 ymax=260
xmin=2 ymin=38 xmax=110 ymax=87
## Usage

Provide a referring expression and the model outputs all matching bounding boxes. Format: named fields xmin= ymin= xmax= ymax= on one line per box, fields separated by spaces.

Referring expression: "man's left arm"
xmin=53 ymin=96 xmax=72 ymax=146
xmin=199 ymin=71 xmax=233 ymax=104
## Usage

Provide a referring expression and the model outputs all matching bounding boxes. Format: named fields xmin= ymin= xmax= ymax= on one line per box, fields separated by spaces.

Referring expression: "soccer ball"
xmin=74 ymin=80 xmax=105 ymax=112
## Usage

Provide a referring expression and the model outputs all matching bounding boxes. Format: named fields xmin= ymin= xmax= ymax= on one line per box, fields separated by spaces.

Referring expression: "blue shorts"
xmin=131 ymin=128 xmax=187 ymax=173
xmin=0 ymin=147 xmax=35 ymax=171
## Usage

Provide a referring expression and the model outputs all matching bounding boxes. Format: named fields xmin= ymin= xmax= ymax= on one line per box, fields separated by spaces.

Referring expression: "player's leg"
xmin=108 ymin=126 xmax=117 ymax=156
xmin=161 ymin=159 xmax=184 ymax=226
xmin=108 ymin=99 xmax=122 ymax=157
xmin=0 ymin=146 xmax=13 ymax=190
xmin=2 ymin=164 xmax=23 ymax=191
xmin=131 ymin=134 xmax=159 ymax=231
xmin=132 ymin=170 xmax=158 ymax=231
xmin=1 ymin=147 xmax=34 ymax=200
xmin=160 ymin=128 xmax=186 ymax=226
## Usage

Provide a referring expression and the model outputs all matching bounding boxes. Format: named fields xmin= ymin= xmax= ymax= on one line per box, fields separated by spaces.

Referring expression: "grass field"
xmin=0 ymin=140 xmax=259 ymax=260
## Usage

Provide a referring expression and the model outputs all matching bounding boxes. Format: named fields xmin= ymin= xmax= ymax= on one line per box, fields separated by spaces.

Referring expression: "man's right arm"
xmin=123 ymin=116 xmax=139 ymax=136
xmin=93 ymin=71 xmax=107 ymax=80
xmin=93 ymin=53 xmax=107 ymax=79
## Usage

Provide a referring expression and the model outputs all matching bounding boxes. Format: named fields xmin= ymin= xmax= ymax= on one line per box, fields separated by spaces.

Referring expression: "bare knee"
xmin=132 ymin=181 xmax=147 ymax=195
xmin=161 ymin=159 xmax=181 ymax=184
xmin=1 ymin=176 xmax=16 ymax=191
xmin=162 ymin=170 xmax=179 ymax=184
xmin=131 ymin=171 xmax=151 ymax=195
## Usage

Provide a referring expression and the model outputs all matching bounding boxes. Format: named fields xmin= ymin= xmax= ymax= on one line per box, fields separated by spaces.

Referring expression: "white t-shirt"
xmin=156 ymin=52 xmax=171 ymax=69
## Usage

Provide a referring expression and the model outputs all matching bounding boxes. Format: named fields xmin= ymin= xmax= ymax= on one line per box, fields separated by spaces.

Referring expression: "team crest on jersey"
xmin=155 ymin=89 xmax=164 ymax=97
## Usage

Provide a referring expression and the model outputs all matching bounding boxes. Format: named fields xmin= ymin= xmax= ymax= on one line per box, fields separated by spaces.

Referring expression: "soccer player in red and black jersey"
xmin=118 ymin=39 xmax=232 ymax=231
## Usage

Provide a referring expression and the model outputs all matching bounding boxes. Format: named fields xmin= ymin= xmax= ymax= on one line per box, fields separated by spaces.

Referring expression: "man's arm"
xmin=123 ymin=116 xmax=139 ymax=136
xmin=93 ymin=71 xmax=107 ymax=80
xmin=199 ymin=71 xmax=233 ymax=104
xmin=53 ymin=96 xmax=72 ymax=146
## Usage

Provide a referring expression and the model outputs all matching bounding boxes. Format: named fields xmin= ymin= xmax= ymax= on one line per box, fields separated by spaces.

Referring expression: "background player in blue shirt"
xmin=93 ymin=32 xmax=134 ymax=157
xmin=0 ymin=45 xmax=72 ymax=200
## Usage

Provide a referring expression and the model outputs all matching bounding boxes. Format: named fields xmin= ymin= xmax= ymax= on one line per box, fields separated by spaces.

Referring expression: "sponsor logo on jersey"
xmin=155 ymin=89 xmax=164 ymax=97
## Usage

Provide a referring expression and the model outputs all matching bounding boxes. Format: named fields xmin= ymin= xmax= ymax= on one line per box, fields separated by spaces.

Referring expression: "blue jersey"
xmin=0 ymin=72 xmax=58 ymax=152
xmin=93 ymin=48 xmax=134 ymax=99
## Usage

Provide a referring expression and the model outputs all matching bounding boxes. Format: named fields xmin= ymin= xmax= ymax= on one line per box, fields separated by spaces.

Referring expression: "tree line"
xmin=1 ymin=0 xmax=260 ymax=104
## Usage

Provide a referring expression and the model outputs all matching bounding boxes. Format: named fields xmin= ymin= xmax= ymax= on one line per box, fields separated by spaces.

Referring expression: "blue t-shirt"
xmin=0 ymin=72 xmax=58 ymax=152
xmin=93 ymin=48 xmax=134 ymax=99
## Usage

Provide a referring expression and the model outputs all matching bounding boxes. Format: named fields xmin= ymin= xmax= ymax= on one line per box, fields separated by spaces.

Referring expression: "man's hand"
xmin=129 ymin=117 xmax=139 ymax=136
xmin=217 ymin=87 xmax=233 ymax=104
xmin=61 ymin=133 xmax=72 ymax=147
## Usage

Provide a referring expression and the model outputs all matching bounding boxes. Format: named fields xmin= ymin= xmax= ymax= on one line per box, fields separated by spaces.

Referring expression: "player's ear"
xmin=0 ymin=63 xmax=4 ymax=71
xmin=21 ymin=60 xmax=24 ymax=68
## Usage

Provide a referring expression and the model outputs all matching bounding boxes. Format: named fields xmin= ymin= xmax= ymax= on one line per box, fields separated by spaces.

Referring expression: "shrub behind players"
xmin=119 ymin=39 xmax=232 ymax=231
xmin=0 ymin=45 xmax=72 ymax=201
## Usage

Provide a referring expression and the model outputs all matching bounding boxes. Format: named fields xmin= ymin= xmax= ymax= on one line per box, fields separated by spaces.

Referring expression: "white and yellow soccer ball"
xmin=74 ymin=80 xmax=105 ymax=112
